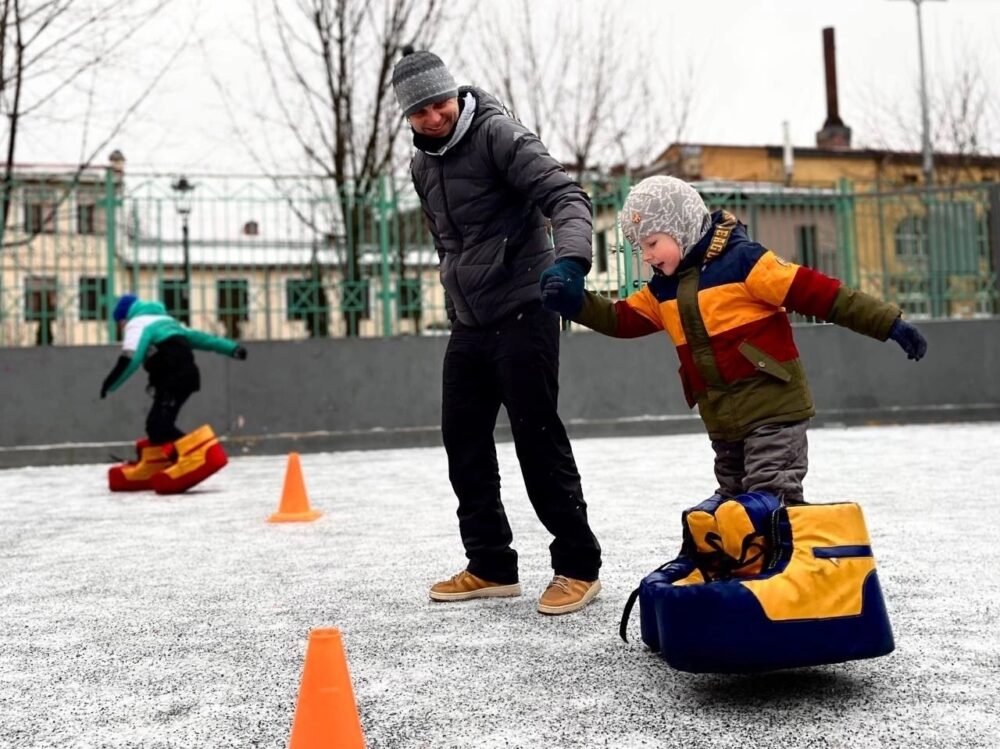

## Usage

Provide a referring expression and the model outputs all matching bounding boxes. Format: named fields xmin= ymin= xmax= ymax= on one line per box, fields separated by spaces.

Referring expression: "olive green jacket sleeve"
xmin=573 ymin=290 xmax=620 ymax=336
xmin=827 ymin=286 xmax=901 ymax=341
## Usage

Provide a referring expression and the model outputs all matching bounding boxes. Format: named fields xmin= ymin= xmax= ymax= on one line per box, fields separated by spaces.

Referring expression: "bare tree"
xmin=473 ymin=1 xmax=697 ymax=183
xmin=1 ymin=0 xmax=180 ymax=247
xmin=929 ymin=59 xmax=998 ymax=182
xmin=854 ymin=45 xmax=1000 ymax=183
xmin=472 ymin=0 xmax=559 ymax=143
xmin=213 ymin=0 xmax=454 ymax=336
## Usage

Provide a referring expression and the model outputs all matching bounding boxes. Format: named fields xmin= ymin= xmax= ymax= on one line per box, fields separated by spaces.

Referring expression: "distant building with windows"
xmin=0 ymin=154 xmax=125 ymax=346
xmin=643 ymin=141 xmax=1000 ymax=190
xmin=624 ymin=142 xmax=1000 ymax=319
xmin=1 ymin=155 xmax=447 ymax=346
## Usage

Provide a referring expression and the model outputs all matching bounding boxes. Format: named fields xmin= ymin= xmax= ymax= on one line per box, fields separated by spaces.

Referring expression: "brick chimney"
xmin=816 ymin=27 xmax=852 ymax=150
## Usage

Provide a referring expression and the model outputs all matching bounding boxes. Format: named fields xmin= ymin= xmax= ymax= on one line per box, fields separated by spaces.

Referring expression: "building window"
xmin=79 ymin=276 xmax=109 ymax=321
xmin=216 ymin=278 xmax=249 ymax=339
xmin=796 ymin=225 xmax=818 ymax=268
xmin=286 ymin=278 xmax=329 ymax=338
xmin=894 ymin=216 xmax=927 ymax=265
xmin=160 ymin=278 xmax=190 ymax=325
xmin=25 ymin=276 xmax=58 ymax=345
xmin=24 ymin=202 xmax=56 ymax=234
xmin=77 ymin=203 xmax=105 ymax=235
xmin=25 ymin=276 xmax=58 ymax=320
xmin=242 ymin=220 xmax=259 ymax=236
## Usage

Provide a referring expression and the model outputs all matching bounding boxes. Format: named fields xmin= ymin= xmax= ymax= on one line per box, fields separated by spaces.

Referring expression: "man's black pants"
xmin=441 ymin=302 xmax=601 ymax=584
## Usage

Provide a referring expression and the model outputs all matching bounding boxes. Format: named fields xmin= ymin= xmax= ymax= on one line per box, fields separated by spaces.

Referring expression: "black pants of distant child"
xmin=441 ymin=301 xmax=602 ymax=585
xmin=144 ymin=335 xmax=201 ymax=445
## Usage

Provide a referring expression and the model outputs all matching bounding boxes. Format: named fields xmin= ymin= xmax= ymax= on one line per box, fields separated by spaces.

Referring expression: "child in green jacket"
xmin=100 ymin=294 xmax=247 ymax=493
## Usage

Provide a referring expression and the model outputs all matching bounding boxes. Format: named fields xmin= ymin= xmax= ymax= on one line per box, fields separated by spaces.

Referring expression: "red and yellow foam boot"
xmin=150 ymin=424 xmax=228 ymax=495
xmin=108 ymin=439 xmax=174 ymax=492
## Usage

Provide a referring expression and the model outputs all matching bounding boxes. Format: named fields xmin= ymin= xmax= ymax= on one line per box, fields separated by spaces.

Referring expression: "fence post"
xmin=990 ymin=183 xmax=1000 ymax=315
xmin=836 ymin=178 xmax=858 ymax=289
xmin=617 ymin=175 xmax=637 ymax=298
xmin=377 ymin=174 xmax=393 ymax=337
xmin=0 ymin=179 xmax=6 ymax=344
xmin=104 ymin=167 xmax=118 ymax=342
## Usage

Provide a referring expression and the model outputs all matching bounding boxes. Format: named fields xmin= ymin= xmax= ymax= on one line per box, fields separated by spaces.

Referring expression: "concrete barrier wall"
xmin=1 ymin=319 xmax=997 ymax=467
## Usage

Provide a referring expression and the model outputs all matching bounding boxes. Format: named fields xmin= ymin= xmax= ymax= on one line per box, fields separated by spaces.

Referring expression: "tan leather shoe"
xmin=429 ymin=570 xmax=522 ymax=602
xmin=537 ymin=575 xmax=601 ymax=615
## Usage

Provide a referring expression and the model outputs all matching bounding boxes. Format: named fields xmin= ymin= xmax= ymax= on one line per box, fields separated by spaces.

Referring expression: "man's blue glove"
xmin=888 ymin=317 xmax=927 ymax=361
xmin=539 ymin=258 xmax=587 ymax=318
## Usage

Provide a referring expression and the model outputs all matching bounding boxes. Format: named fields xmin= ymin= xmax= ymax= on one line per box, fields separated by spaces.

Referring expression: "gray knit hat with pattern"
xmin=619 ymin=176 xmax=712 ymax=256
xmin=392 ymin=47 xmax=458 ymax=116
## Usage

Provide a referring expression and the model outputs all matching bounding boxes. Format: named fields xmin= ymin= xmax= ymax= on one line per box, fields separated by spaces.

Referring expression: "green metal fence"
xmin=2 ymin=171 xmax=998 ymax=347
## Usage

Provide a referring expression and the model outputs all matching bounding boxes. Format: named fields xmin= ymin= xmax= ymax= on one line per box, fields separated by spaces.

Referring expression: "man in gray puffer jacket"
xmin=395 ymin=47 xmax=602 ymax=615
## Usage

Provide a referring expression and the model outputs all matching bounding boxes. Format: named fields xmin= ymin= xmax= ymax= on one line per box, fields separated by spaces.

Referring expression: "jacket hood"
xmin=463 ymin=86 xmax=510 ymax=128
xmin=680 ymin=211 xmax=748 ymax=271
xmin=127 ymin=299 xmax=169 ymax=319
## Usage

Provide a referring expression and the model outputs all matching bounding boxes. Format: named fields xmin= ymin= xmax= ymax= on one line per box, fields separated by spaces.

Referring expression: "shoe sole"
xmin=429 ymin=582 xmax=523 ymax=602
xmin=537 ymin=580 xmax=602 ymax=615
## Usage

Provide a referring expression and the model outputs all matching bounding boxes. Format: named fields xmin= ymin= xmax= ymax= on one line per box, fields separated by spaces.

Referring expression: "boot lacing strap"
xmin=451 ymin=571 xmax=475 ymax=589
xmin=548 ymin=575 xmax=571 ymax=593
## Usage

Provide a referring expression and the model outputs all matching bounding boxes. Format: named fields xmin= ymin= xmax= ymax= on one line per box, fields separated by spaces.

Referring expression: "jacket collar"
xmin=676 ymin=210 xmax=740 ymax=271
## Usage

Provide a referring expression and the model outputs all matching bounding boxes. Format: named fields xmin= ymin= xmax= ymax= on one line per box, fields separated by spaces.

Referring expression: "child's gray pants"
xmin=711 ymin=419 xmax=809 ymax=504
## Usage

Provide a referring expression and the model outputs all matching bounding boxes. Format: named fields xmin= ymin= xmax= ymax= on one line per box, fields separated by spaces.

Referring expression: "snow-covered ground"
xmin=1 ymin=423 xmax=997 ymax=749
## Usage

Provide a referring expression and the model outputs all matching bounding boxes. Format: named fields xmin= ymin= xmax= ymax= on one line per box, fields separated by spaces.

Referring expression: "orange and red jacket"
xmin=575 ymin=211 xmax=900 ymax=440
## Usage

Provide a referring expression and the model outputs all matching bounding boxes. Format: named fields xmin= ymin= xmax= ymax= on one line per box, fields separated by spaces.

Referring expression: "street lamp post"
xmin=171 ymin=176 xmax=195 ymax=319
xmin=891 ymin=0 xmax=946 ymax=185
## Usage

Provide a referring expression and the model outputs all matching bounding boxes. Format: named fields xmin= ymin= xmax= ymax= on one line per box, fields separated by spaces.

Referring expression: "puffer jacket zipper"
xmin=438 ymin=160 xmax=463 ymax=251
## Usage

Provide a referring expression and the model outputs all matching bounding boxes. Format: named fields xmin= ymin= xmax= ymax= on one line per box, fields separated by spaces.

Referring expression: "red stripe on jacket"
xmin=677 ymin=313 xmax=801 ymax=393
xmin=784 ymin=266 xmax=841 ymax=318
xmin=614 ymin=299 xmax=662 ymax=337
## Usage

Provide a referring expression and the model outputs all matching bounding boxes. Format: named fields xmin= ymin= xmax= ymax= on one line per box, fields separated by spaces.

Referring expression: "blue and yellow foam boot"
xmin=620 ymin=493 xmax=895 ymax=673
xmin=150 ymin=424 xmax=228 ymax=495
xmin=108 ymin=439 xmax=174 ymax=491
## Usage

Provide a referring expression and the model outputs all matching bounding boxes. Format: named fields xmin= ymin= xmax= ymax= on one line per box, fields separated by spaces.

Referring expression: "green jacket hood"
xmin=127 ymin=299 xmax=168 ymax=319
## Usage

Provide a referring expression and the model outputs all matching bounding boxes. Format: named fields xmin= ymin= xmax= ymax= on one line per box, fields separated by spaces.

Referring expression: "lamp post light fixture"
xmin=890 ymin=0 xmax=946 ymax=185
xmin=171 ymin=176 xmax=195 ymax=316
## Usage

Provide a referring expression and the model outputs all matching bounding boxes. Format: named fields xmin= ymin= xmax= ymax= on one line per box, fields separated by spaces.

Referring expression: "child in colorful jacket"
xmin=100 ymin=294 xmax=247 ymax=493
xmin=539 ymin=176 xmax=927 ymax=504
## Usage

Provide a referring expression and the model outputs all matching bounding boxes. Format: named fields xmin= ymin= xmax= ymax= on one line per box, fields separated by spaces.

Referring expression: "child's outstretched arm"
xmin=101 ymin=322 xmax=153 ymax=395
xmin=540 ymin=275 xmax=661 ymax=338
xmin=100 ymin=355 xmax=132 ymax=398
xmin=743 ymin=250 xmax=927 ymax=360
xmin=182 ymin=328 xmax=244 ymax=359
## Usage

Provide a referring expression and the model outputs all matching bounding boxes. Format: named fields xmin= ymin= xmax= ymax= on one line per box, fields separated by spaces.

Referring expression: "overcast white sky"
xmin=11 ymin=0 xmax=1000 ymax=175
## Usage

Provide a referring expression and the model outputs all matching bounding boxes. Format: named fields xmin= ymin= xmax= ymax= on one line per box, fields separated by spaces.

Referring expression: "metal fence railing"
xmin=2 ymin=171 xmax=998 ymax=346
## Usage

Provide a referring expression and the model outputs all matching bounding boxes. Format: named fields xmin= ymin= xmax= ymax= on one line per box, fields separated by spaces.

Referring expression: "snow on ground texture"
xmin=1 ymin=423 xmax=998 ymax=749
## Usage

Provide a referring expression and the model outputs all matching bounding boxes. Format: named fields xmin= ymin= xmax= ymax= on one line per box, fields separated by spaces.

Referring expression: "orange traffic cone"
xmin=268 ymin=453 xmax=322 ymax=523
xmin=288 ymin=628 xmax=366 ymax=749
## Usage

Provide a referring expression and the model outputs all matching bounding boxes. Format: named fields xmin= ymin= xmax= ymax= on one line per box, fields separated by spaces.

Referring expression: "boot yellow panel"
xmin=161 ymin=425 xmax=219 ymax=480
xmin=121 ymin=445 xmax=173 ymax=481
